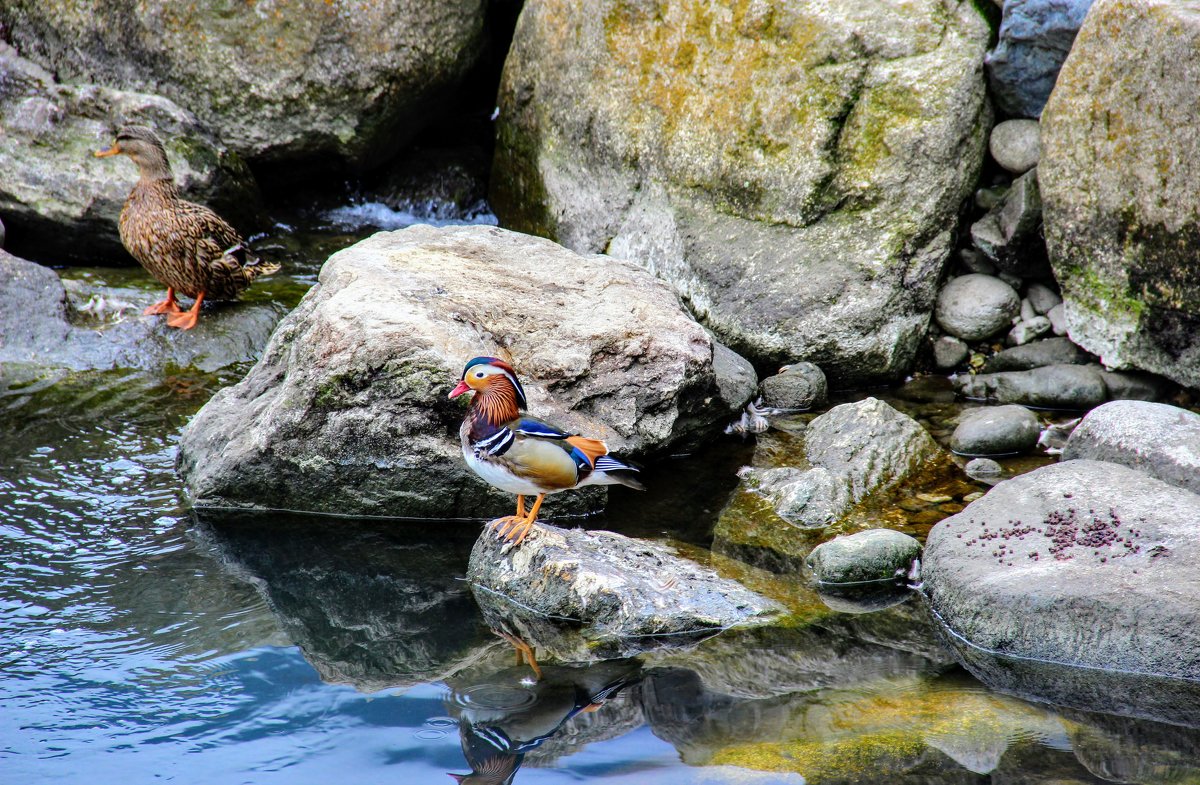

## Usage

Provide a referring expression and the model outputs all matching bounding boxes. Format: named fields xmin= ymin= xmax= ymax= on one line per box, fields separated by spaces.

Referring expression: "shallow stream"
xmin=3 ymin=203 xmax=1198 ymax=784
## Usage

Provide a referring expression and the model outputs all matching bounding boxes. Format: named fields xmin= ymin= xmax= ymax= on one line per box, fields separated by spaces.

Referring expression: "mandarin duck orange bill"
xmin=449 ymin=357 xmax=645 ymax=545
xmin=94 ymin=125 xmax=279 ymax=329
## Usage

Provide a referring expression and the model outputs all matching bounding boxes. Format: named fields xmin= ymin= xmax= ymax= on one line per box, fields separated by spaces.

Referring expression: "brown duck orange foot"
xmin=165 ymin=292 xmax=204 ymax=330
xmin=144 ymin=288 xmax=182 ymax=315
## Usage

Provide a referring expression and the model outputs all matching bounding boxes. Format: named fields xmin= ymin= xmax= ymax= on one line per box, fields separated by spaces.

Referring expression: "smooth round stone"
xmin=990 ymin=119 xmax=1042 ymax=174
xmin=806 ymin=529 xmax=922 ymax=585
xmin=964 ymin=457 xmax=1003 ymax=482
xmin=934 ymin=335 xmax=970 ymax=370
xmin=935 ymin=274 xmax=1021 ymax=341
xmin=760 ymin=361 xmax=828 ymax=410
xmin=1025 ymin=282 xmax=1063 ymax=314
xmin=951 ymin=405 xmax=1040 ymax=456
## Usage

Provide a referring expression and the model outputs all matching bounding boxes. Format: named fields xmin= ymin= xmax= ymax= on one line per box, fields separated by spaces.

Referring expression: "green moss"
xmin=712 ymin=731 xmax=926 ymax=779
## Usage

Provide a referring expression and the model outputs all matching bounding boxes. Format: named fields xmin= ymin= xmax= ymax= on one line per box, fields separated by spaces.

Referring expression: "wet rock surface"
xmin=0 ymin=1 xmax=486 ymax=167
xmin=1063 ymin=400 xmax=1200 ymax=495
xmin=739 ymin=398 xmax=951 ymax=528
xmin=950 ymin=404 xmax=1040 ymax=456
xmin=491 ymin=0 xmax=991 ymax=384
xmin=806 ymin=530 xmax=921 ymax=585
xmin=924 ymin=459 xmax=1200 ymax=680
xmin=1041 ymin=0 xmax=1200 ymax=388
xmin=468 ymin=523 xmax=783 ymax=640
xmin=0 ymin=41 xmax=259 ymax=264
xmin=954 ymin=363 xmax=1107 ymax=409
xmin=935 ymin=274 xmax=1020 ymax=341
xmin=0 ymin=250 xmax=284 ymax=374
xmin=177 ymin=224 xmax=754 ymax=517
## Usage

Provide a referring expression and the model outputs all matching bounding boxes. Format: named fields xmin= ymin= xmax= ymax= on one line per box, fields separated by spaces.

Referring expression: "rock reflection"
xmin=445 ymin=647 xmax=642 ymax=784
xmin=196 ymin=511 xmax=498 ymax=690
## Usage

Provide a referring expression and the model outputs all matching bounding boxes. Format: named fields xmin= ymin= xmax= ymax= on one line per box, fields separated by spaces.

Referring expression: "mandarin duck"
xmin=449 ymin=357 xmax=644 ymax=545
xmin=94 ymin=125 xmax=279 ymax=329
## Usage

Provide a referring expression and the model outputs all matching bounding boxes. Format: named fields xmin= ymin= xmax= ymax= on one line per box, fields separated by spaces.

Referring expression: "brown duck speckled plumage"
xmin=95 ymin=125 xmax=278 ymax=327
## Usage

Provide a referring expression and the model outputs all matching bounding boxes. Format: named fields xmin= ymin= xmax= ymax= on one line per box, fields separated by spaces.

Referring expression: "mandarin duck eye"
xmin=474 ymin=371 xmax=485 ymax=379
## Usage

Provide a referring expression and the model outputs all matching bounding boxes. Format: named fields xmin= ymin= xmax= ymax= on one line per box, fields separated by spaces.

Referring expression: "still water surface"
xmin=2 ymin=202 xmax=1197 ymax=783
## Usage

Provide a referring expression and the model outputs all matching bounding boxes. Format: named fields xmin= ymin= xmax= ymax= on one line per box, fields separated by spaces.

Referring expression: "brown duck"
xmin=94 ymin=125 xmax=279 ymax=329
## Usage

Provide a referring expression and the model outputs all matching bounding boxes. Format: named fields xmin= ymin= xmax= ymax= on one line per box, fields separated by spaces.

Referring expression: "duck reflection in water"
xmin=447 ymin=633 xmax=642 ymax=784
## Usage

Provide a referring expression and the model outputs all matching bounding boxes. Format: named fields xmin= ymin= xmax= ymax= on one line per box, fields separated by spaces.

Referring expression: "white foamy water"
xmin=322 ymin=200 xmax=497 ymax=232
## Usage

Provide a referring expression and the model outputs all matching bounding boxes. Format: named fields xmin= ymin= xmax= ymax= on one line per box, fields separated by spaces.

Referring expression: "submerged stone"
xmin=806 ymin=529 xmax=921 ymax=586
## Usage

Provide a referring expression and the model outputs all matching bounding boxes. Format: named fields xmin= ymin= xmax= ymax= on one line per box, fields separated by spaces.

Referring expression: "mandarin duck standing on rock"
xmin=94 ymin=125 xmax=279 ymax=329
xmin=450 ymin=357 xmax=644 ymax=545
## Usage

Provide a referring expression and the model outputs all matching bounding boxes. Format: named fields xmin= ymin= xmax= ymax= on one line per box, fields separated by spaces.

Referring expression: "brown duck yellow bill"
xmin=94 ymin=144 xmax=121 ymax=157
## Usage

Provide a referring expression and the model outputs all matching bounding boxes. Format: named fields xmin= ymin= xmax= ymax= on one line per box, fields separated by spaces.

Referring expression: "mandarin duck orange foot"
xmin=449 ymin=357 xmax=645 ymax=545
xmin=94 ymin=125 xmax=279 ymax=329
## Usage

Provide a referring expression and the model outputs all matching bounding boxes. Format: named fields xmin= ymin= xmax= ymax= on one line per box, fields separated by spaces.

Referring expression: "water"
xmin=3 ymin=203 xmax=1199 ymax=783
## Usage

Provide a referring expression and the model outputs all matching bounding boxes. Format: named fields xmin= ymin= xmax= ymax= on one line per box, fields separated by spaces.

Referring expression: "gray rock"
xmin=0 ymin=1 xmax=485 ymax=167
xmin=964 ymin=457 xmax=1003 ymax=481
xmin=1026 ymin=281 xmax=1062 ymax=314
xmin=998 ymin=271 xmax=1025 ymax=290
xmin=985 ymin=0 xmax=1094 ymax=118
xmin=759 ymin=362 xmax=827 ymax=411
xmin=1041 ymin=0 xmax=1200 ymax=388
xmin=490 ymin=0 xmax=992 ymax=385
xmin=950 ymin=404 xmax=1040 ymax=456
xmin=1019 ymin=298 xmax=1038 ymax=323
xmin=1007 ymin=315 xmax=1052 ymax=345
xmin=935 ymin=274 xmax=1021 ymax=341
xmin=959 ymin=247 xmax=997 ymax=275
xmin=974 ymin=186 xmax=1011 ymax=214
xmin=970 ymin=168 xmax=1049 ymax=278
xmin=740 ymin=398 xmax=949 ymax=528
xmin=0 ymin=250 xmax=284 ymax=374
xmin=954 ymin=363 xmax=1108 ymax=409
xmin=177 ymin=225 xmax=753 ymax=517
xmin=990 ymin=119 xmax=1042 ymax=174
xmin=1047 ymin=301 xmax=1068 ymax=335
xmin=0 ymin=214 xmax=5 ymax=248
xmin=934 ymin=335 xmax=970 ymax=370
xmin=983 ymin=336 xmax=1092 ymax=372
xmin=1063 ymin=400 xmax=1200 ymax=495
xmin=806 ymin=530 xmax=922 ymax=585
xmin=1098 ymin=369 xmax=1175 ymax=402
xmin=924 ymin=459 xmax=1200 ymax=680
xmin=467 ymin=523 xmax=782 ymax=639
xmin=0 ymin=41 xmax=260 ymax=263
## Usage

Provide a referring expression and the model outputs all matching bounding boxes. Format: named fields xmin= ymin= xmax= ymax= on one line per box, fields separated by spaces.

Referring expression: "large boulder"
xmin=737 ymin=397 xmax=951 ymax=529
xmin=491 ymin=0 xmax=992 ymax=384
xmin=924 ymin=459 xmax=1200 ymax=680
xmin=177 ymin=224 xmax=756 ymax=517
xmin=0 ymin=0 xmax=486 ymax=167
xmin=468 ymin=523 xmax=783 ymax=640
xmin=0 ymin=42 xmax=259 ymax=264
xmin=0 ymin=250 xmax=284 ymax=374
xmin=1063 ymin=400 xmax=1200 ymax=495
xmin=1041 ymin=0 xmax=1200 ymax=389
xmin=984 ymin=0 xmax=1093 ymax=119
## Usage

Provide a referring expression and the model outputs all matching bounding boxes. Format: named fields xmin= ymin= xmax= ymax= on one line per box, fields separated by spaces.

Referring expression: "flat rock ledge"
xmin=468 ymin=523 xmax=783 ymax=641
xmin=1063 ymin=400 xmax=1200 ymax=496
xmin=924 ymin=459 xmax=1200 ymax=680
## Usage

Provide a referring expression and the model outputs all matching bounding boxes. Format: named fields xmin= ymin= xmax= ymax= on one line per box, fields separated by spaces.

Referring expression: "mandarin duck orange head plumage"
xmin=449 ymin=356 xmax=644 ymax=545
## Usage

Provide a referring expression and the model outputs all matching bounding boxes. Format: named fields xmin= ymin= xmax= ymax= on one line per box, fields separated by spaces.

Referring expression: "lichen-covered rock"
xmin=1041 ymin=0 xmax=1200 ymax=389
xmin=491 ymin=0 xmax=992 ymax=384
xmin=806 ymin=530 xmax=921 ymax=585
xmin=177 ymin=225 xmax=755 ymax=517
xmin=0 ymin=250 xmax=284 ymax=374
xmin=0 ymin=0 xmax=486 ymax=167
xmin=739 ymin=398 xmax=950 ymax=528
xmin=985 ymin=0 xmax=1093 ymax=118
xmin=468 ymin=523 xmax=782 ymax=640
xmin=0 ymin=42 xmax=259 ymax=264
xmin=924 ymin=460 xmax=1200 ymax=680
xmin=1063 ymin=400 xmax=1200 ymax=495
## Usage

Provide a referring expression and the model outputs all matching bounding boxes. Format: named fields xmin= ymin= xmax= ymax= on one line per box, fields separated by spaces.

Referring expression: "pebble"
xmin=1008 ymin=316 xmax=1052 ymax=346
xmin=935 ymin=274 xmax=1020 ymax=342
xmin=917 ymin=493 xmax=954 ymax=504
xmin=1047 ymin=302 xmax=1068 ymax=335
xmin=959 ymin=248 xmax=997 ymax=275
xmin=964 ymin=457 xmax=1003 ymax=480
xmin=1026 ymin=282 xmax=1062 ymax=315
xmin=989 ymin=119 xmax=1041 ymax=174
xmin=998 ymin=271 xmax=1024 ymax=290
xmin=933 ymin=335 xmax=970 ymax=370
xmin=1020 ymin=298 xmax=1037 ymax=322
xmin=963 ymin=491 xmax=985 ymax=502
